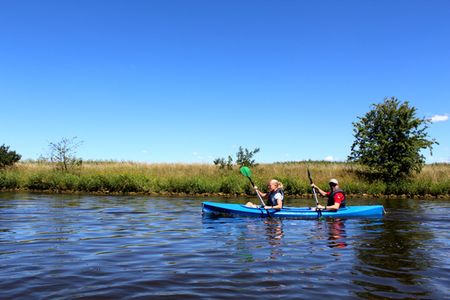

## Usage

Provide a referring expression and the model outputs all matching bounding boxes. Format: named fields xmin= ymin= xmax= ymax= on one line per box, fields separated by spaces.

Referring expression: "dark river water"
xmin=0 ymin=193 xmax=449 ymax=299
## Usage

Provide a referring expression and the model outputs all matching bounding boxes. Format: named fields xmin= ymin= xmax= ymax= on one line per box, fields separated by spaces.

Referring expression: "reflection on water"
xmin=227 ymin=218 xmax=285 ymax=262
xmin=0 ymin=193 xmax=449 ymax=299
xmin=326 ymin=219 xmax=347 ymax=249
xmin=354 ymin=216 xmax=436 ymax=299
xmin=263 ymin=219 xmax=284 ymax=259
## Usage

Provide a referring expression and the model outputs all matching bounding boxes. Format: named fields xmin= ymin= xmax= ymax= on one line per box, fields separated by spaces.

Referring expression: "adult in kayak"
xmin=311 ymin=178 xmax=346 ymax=211
xmin=245 ymin=179 xmax=284 ymax=210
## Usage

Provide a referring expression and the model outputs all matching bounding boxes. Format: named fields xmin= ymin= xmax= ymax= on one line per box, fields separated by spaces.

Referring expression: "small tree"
xmin=47 ymin=137 xmax=83 ymax=172
xmin=213 ymin=146 xmax=260 ymax=168
xmin=235 ymin=146 xmax=260 ymax=167
xmin=213 ymin=155 xmax=233 ymax=170
xmin=0 ymin=144 xmax=21 ymax=168
xmin=348 ymin=97 xmax=438 ymax=182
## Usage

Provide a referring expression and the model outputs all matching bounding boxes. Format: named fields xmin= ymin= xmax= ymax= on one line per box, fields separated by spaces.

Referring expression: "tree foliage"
xmin=213 ymin=146 xmax=260 ymax=169
xmin=46 ymin=137 xmax=83 ymax=172
xmin=348 ymin=97 xmax=438 ymax=182
xmin=235 ymin=146 xmax=260 ymax=167
xmin=0 ymin=144 xmax=22 ymax=168
xmin=213 ymin=155 xmax=234 ymax=170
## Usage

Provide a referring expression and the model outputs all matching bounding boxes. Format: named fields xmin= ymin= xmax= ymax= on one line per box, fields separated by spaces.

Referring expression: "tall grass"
xmin=1 ymin=161 xmax=449 ymax=198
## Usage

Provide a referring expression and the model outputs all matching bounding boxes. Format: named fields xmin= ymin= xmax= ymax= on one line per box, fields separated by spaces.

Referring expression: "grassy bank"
xmin=1 ymin=161 xmax=449 ymax=199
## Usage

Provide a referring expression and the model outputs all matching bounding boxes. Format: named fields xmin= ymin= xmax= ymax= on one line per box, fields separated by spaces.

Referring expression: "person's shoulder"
xmin=334 ymin=192 xmax=345 ymax=201
xmin=335 ymin=190 xmax=345 ymax=197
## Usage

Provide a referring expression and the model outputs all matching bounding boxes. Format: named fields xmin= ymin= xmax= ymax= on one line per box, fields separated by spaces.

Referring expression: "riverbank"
xmin=1 ymin=161 xmax=449 ymax=199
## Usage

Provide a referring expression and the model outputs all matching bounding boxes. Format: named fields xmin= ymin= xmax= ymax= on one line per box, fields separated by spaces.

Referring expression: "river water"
xmin=0 ymin=193 xmax=449 ymax=299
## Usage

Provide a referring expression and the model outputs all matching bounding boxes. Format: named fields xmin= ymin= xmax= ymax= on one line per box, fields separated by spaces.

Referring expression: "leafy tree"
xmin=348 ymin=97 xmax=438 ymax=182
xmin=213 ymin=146 xmax=260 ymax=168
xmin=0 ymin=144 xmax=21 ymax=168
xmin=46 ymin=137 xmax=83 ymax=172
xmin=213 ymin=155 xmax=233 ymax=170
xmin=235 ymin=146 xmax=260 ymax=167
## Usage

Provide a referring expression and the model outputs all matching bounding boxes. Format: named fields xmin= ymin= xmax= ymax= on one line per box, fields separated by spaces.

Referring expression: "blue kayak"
xmin=202 ymin=201 xmax=385 ymax=219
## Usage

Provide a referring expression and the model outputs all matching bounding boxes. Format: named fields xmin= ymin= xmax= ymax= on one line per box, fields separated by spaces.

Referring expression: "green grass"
xmin=1 ymin=161 xmax=449 ymax=198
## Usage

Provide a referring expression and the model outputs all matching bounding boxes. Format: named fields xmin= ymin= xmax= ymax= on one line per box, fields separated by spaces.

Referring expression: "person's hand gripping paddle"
xmin=240 ymin=166 xmax=271 ymax=217
xmin=307 ymin=168 xmax=322 ymax=218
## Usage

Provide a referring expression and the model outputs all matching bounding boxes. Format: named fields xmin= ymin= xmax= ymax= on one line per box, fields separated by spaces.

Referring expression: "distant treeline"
xmin=1 ymin=161 xmax=449 ymax=199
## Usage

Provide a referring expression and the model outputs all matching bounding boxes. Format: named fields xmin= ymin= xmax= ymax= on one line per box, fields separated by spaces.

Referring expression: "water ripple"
xmin=0 ymin=194 xmax=449 ymax=299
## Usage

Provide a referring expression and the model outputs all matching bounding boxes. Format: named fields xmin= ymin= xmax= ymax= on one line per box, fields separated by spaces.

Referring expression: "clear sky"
xmin=1 ymin=0 xmax=449 ymax=163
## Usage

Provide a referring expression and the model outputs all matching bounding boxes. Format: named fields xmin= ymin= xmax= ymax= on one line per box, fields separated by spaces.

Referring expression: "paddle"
xmin=307 ymin=168 xmax=322 ymax=217
xmin=239 ymin=166 xmax=271 ymax=216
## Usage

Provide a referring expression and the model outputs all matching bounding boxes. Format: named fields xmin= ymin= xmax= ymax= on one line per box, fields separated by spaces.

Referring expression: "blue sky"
xmin=1 ymin=0 xmax=449 ymax=163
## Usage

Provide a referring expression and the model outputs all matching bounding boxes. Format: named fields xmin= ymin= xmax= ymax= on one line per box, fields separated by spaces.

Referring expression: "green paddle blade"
xmin=239 ymin=166 xmax=252 ymax=177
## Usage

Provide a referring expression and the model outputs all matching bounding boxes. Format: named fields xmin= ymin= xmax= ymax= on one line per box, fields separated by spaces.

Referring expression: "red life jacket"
xmin=327 ymin=189 xmax=346 ymax=208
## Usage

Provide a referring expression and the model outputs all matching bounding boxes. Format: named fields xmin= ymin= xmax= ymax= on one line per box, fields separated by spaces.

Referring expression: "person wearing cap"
xmin=311 ymin=178 xmax=346 ymax=211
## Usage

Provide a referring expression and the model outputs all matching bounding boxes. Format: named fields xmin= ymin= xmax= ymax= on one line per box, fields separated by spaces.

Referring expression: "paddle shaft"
xmin=308 ymin=168 xmax=322 ymax=217
xmin=246 ymin=176 xmax=267 ymax=208
xmin=307 ymin=169 xmax=320 ymax=205
xmin=311 ymin=181 xmax=320 ymax=206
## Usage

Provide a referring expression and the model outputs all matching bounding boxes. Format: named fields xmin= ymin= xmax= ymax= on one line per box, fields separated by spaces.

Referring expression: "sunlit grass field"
xmin=1 ymin=161 xmax=449 ymax=198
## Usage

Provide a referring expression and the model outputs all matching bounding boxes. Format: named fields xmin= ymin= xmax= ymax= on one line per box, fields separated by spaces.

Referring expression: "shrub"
xmin=0 ymin=172 xmax=20 ymax=189
xmin=26 ymin=173 xmax=53 ymax=190
xmin=0 ymin=144 xmax=21 ymax=168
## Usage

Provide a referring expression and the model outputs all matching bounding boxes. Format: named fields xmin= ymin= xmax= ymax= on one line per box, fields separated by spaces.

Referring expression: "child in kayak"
xmin=246 ymin=179 xmax=284 ymax=210
xmin=311 ymin=178 xmax=346 ymax=211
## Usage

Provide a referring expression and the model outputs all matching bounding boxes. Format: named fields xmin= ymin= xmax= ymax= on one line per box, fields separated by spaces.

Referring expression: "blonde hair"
xmin=271 ymin=179 xmax=284 ymax=190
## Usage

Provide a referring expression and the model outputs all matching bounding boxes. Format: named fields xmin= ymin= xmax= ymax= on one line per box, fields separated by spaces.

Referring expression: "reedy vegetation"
xmin=1 ymin=161 xmax=449 ymax=198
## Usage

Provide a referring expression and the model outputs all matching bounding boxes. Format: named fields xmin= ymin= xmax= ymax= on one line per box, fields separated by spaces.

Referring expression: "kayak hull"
xmin=202 ymin=201 xmax=385 ymax=219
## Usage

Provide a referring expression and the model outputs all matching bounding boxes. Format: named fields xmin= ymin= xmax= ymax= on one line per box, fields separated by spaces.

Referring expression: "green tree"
xmin=213 ymin=146 xmax=260 ymax=168
xmin=348 ymin=97 xmax=438 ymax=182
xmin=213 ymin=155 xmax=233 ymax=169
xmin=235 ymin=146 xmax=260 ymax=167
xmin=0 ymin=144 xmax=21 ymax=168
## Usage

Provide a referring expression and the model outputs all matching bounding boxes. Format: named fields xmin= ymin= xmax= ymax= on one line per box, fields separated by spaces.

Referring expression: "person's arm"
xmin=321 ymin=193 xmax=344 ymax=210
xmin=323 ymin=202 xmax=340 ymax=211
xmin=311 ymin=183 xmax=327 ymax=197
xmin=264 ymin=193 xmax=283 ymax=210
xmin=325 ymin=192 xmax=344 ymax=210
xmin=254 ymin=186 xmax=267 ymax=198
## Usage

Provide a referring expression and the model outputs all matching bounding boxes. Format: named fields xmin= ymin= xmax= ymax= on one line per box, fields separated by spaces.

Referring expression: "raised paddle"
xmin=239 ymin=166 xmax=271 ymax=216
xmin=307 ymin=168 xmax=322 ymax=217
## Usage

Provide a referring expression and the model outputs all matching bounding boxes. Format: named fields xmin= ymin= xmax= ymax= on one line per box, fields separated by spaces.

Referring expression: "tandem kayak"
xmin=202 ymin=201 xmax=385 ymax=219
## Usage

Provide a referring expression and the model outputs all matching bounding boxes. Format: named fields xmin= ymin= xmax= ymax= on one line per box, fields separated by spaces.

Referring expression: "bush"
xmin=78 ymin=175 xmax=109 ymax=192
xmin=219 ymin=176 xmax=244 ymax=194
xmin=0 ymin=144 xmax=21 ymax=168
xmin=107 ymin=174 xmax=148 ymax=193
xmin=277 ymin=177 xmax=306 ymax=195
xmin=55 ymin=173 xmax=80 ymax=191
xmin=0 ymin=172 xmax=20 ymax=189
xmin=26 ymin=173 xmax=53 ymax=190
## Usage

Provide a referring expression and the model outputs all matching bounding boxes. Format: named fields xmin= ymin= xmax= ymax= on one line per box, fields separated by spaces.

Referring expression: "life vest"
xmin=267 ymin=188 xmax=284 ymax=207
xmin=327 ymin=188 xmax=346 ymax=208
